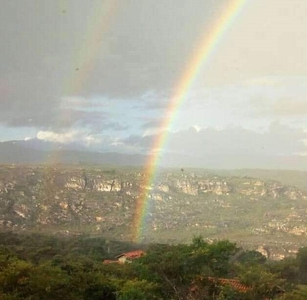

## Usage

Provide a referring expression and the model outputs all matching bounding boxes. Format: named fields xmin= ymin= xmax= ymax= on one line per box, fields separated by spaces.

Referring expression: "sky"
xmin=1 ymin=0 xmax=307 ymax=168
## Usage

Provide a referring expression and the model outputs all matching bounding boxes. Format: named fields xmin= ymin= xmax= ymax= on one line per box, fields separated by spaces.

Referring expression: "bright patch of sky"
xmin=0 ymin=126 xmax=37 ymax=142
xmin=174 ymin=76 xmax=307 ymax=133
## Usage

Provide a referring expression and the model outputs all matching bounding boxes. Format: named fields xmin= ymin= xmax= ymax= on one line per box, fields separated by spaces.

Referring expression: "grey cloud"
xmin=92 ymin=122 xmax=129 ymax=132
xmin=141 ymin=119 xmax=161 ymax=129
xmin=260 ymin=99 xmax=307 ymax=117
xmin=52 ymin=110 xmax=129 ymax=132
xmin=135 ymin=92 xmax=170 ymax=111
xmin=85 ymin=0 xmax=226 ymax=97
xmin=0 ymin=0 xmax=227 ymax=107
xmin=122 ymin=134 xmax=155 ymax=150
xmin=1 ymin=0 xmax=307 ymax=141
xmin=0 ymin=1 xmax=98 ymax=129
xmin=169 ymin=124 xmax=307 ymax=157
xmin=121 ymin=123 xmax=307 ymax=158
xmin=142 ymin=100 xmax=168 ymax=110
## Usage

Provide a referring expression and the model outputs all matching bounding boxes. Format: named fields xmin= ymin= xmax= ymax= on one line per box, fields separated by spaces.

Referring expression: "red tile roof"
xmin=103 ymin=260 xmax=120 ymax=265
xmin=116 ymin=250 xmax=146 ymax=260
xmin=191 ymin=277 xmax=251 ymax=294
xmin=210 ymin=278 xmax=251 ymax=293
xmin=191 ymin=277 xmax=284 ymax=299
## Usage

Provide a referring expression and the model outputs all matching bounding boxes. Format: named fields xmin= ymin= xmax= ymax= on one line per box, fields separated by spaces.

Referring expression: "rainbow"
xmin=64 ymin=0 xmax=118 ymax=96
xmin=132 ymin=0 xmax=250 ymax=242
xmin=45 ymin=0 xmax=118 ymax=165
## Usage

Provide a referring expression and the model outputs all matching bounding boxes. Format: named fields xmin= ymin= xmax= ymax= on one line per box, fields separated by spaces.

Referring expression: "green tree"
xmin=238 ymin=264 xmax=284 ymax=299
xmin=284 ymin=285 xmax=307 ymax=300
xmin=269 ymin=257 xmax=299 ymax=284
xmin=297 ymin=247 xmax=307 ymax=284
xmin=236 ymin=250 xmax=266 ymax=265
xmin=134 ymin=243 xmax=192 ymax=299
xmin=0 ymin=258 xmax=32 ymax=296
xmin=26 ymin=264 xmax=76 ymax=300
xmin=117 ymin=279 xmax=159 ymax=300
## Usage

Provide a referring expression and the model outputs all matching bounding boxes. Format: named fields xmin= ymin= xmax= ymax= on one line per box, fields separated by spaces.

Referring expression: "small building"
xmin=190 ymin=276 xmax=251 ymax=296
xmin=190 ymin=277 xmax=285 ymax=299
xmin=208 ymin=277 xmax=251 ymax=293
xmin=115 ymin=250 xmax=146 ymax=264
xmin=102 ymin=259 xmax=120 ymax=265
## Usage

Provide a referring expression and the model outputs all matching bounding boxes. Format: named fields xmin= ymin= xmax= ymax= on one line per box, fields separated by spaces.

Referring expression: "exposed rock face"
xmin=156 ymin=183 xmax=170 ymax=193
xmin=198 ymin=180 xmax=232 ymax=195
xmin=64 ymin=177 xmax=86 ymax=190
xmin=175 ymin=179 xmax=198 ymax=195
xmin=1 ymin=165 xmax=307 ymax=258
xmin=257 ymin=245 xmax=270 ymax=258
xmin=93 ymin=179 xmax=121 ymax=192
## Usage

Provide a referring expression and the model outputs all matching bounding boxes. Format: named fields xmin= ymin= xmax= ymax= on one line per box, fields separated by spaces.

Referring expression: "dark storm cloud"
xmin=0 ymin=0 xmax=228 ymax=129
xmin=85 ymin=0 xmax=227 ymax=98
xmin=0 ymin=1 xmax=94 ymax=129
xmin=2 ymin=0 xmax=307 ymax=146
xmin=0 ymin=71 xmax=62 ymax=128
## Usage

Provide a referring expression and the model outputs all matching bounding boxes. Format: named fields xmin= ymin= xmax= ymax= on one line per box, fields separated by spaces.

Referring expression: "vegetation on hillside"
xmin=2 ymin=165 xmax=307 ymax=259
xmin=1 ymin=232 xmax=307 ymax=299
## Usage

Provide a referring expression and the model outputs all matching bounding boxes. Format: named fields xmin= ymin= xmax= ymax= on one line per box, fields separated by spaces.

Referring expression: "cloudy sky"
xmin=1 ymin=0 xmax=307 ymax=167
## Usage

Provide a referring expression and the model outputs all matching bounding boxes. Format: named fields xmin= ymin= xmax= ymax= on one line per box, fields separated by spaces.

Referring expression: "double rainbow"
xmin=132 ymin=0 xmax=249 ymax=242
xmin=45 ymin=0 xmax=118 ymax=164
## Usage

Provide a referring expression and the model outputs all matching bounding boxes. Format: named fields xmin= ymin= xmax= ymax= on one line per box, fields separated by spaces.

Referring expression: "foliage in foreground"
xmin=0 ymin=232 xmax=307 ymax=299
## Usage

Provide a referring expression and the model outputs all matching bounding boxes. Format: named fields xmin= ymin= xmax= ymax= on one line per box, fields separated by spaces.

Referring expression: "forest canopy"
xmin=0 ymin=232 xmax=307 ymax=299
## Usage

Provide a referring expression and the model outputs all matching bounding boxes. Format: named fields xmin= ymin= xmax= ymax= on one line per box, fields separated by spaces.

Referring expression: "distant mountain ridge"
xmin=1 ymin=139 xmax=307 ymax=170
xmin=1 ymin=139 xmax=90 ymax=152
xmin=0 ymin=140 xmax=148 ymax=166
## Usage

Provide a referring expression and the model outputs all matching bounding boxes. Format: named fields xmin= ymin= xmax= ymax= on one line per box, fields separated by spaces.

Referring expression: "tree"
xmin=297 ymin=247 xmax=307 ymax=284
xmin=0 ymin=258 xmax=32 ymax=296
xmin=236 ymin=250 xmax=266 ymax=265
xmin=269 ymin=257 xmax=299 ymax=284
xmin=283 ymin=285 xmax=307 ymax=300
xmin=238 ymin=264 xmax=284 ymax=299
xmin=117 ymin=279 xmax=159 ymax=300
xmin=134 ymin=243 xmax=192 ymax=299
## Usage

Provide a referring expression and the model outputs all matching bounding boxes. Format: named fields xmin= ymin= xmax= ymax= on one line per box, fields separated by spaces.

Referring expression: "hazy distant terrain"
xmin=212 ymin=169 xmax=307 ymax=192
xmin=1 ymin=164 xmax=307 ymax=260
xmin=0 ymin=141 xmax=148 ymax=166
xmin=1 ymin=140 xmax=307 ymax=171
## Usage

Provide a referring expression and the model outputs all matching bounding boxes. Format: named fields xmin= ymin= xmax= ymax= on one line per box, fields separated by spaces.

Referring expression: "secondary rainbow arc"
xmin=46 ymin=0 xmax=118 ymax=165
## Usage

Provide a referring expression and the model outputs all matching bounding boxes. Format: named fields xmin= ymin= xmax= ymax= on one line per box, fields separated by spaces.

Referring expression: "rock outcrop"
xmin=1 ymin=165 xmax=307 ymax=258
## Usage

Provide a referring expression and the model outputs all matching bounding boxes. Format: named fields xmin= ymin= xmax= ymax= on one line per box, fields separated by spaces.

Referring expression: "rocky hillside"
xmin=1 ymin=165 xmax=307 ymax=259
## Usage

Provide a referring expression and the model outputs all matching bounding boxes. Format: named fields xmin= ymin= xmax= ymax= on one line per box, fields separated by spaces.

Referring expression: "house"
xmin=190 ymin=277 xmax=285 ymax=299
xmin=190 ymin=276 xmax=251 ymax=297
xmin=208 ymin=277 xmax=251 ymax=293
xmin=102 ymin=259 xmax=120 ymax=265
xmin=115 ymin=250 xmax=146 ymax=264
